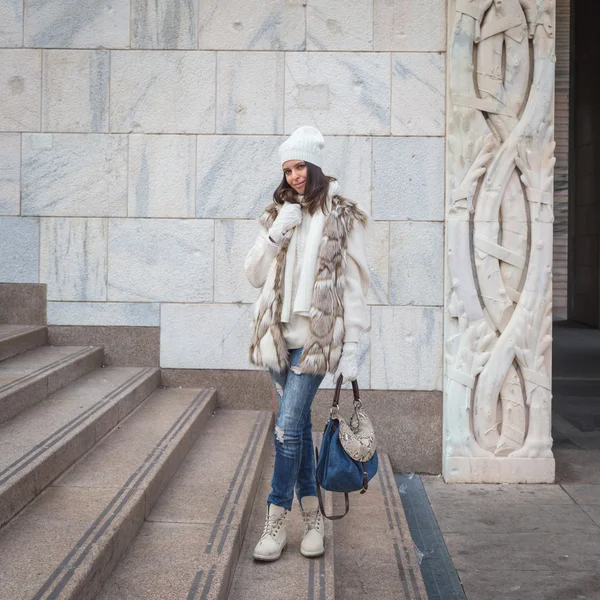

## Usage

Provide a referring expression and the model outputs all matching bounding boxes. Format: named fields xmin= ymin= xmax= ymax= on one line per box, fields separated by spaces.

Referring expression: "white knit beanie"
xmin=279 ymin=126 xmax=325 ymax=169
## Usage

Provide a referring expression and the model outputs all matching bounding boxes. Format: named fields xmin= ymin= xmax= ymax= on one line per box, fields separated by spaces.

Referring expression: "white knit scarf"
xmin=281 ymin=180 xmax=339 ymax=323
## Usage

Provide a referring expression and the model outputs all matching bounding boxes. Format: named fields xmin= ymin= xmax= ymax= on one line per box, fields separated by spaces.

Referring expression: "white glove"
xmin=334 ymin=342 xmax=358 ymax=384
xmin=268 ymin=203 xmax=302 ymax=244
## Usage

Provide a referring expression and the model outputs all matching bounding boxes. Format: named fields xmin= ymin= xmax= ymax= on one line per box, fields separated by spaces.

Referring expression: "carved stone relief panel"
xmin=444 ymin=0 xmax=556 ymax=482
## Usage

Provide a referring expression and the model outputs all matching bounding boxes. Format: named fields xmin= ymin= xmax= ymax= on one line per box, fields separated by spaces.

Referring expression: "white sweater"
xmin=245 ymin=203 xmax=370 ymax=349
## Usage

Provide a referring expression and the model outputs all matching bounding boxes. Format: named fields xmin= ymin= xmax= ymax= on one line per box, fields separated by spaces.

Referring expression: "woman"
xmin=244 ymin=126 xmax=370 ymax=561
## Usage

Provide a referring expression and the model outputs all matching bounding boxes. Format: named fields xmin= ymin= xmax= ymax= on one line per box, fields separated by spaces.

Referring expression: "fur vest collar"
xmin=249 ymin=194 xmax=367 ymax=375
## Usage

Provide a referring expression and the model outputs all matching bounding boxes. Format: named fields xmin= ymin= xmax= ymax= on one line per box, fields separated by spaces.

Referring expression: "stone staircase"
xmin=0 ymin=323 xmax=426 ymax=600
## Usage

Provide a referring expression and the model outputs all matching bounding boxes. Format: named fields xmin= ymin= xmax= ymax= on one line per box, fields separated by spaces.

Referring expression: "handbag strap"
xmin=332 ymin=375 xmax=360 ymax=409
xmin=314 ymin=446 xmax=350 ymax=520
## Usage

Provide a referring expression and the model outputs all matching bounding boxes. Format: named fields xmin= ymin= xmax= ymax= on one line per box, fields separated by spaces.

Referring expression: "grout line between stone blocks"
xmin=19 ymin=132 xmax=22 ymax=217
xmin=282 ymin=52 xmax=286 ymax=133
xmin=192 ymin=134 xmax=198 ymax=219
xmin=129 ymin=0 xmax=134 ymax=50
xmin=108 ymin=50 xmax=112 ymax=133
xmin=214 ymin=52 xmax=218 ymax=133
xmin=106 ymin=218 xmax=110 ymax=302
xmin=0 ymin=47 xmax=446 ymax=54
xmin=389 ymin=51 xmax=393 ymax=135
xmin=369 ymin=305 xmax=372 ymax=388
xmin=0 ymin=130 xmax=441 ymax=138
xmin=387 ymin=220 xmax=391 ymax=305
xmin=125 ymin=132 xmax=129 ymax=217
xmin=371 ymin=0 xmax=375 ymax=50
xmin=212 ymin=219 xmax=216 ymax=303
xmin=21 ymin=0 xmax=25 ymax=47
xmin=39 ymin=49 xmax=43 ymax=133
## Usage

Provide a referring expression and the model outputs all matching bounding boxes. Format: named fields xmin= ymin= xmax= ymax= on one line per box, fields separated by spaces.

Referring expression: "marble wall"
xmin=0 ymin=0 xmax=447 ymax=391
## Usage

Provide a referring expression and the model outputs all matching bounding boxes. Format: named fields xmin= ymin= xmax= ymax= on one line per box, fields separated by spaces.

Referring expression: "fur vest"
xmin=249 ymin=195 xmax=368 ymax=375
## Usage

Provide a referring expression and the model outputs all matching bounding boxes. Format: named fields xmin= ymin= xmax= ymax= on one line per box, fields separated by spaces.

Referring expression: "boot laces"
xmin=301 ymin=507 xmax=323 ymax=534
xmin=262 ymin=512 xmax=285 ymax=539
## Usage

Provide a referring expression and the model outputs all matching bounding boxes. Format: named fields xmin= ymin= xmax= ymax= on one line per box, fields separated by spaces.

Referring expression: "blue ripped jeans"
xmin=268 ymin=348 xmax=325 ymax=511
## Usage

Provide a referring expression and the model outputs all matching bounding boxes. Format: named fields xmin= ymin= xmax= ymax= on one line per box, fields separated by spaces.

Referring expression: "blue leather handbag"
xmin=315 ymin=376 xmax=378 ymax=520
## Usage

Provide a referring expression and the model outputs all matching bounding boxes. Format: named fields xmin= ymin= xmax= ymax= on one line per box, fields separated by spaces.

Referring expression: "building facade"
xmin=0 ymin=0 xmax=559 ymax=482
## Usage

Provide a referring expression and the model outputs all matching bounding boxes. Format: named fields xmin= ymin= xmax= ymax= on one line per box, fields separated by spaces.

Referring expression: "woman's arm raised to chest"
xmin=244 ymin=228 xmax=279 ymax=288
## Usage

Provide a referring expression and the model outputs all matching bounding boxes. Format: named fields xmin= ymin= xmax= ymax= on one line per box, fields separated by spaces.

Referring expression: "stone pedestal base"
xmin=444 ymin=457 xmax=555 ymax=483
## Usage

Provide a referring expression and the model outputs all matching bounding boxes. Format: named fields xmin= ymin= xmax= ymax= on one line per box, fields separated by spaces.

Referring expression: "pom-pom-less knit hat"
xmin=279 ymin=126 xmax=325 ymax=169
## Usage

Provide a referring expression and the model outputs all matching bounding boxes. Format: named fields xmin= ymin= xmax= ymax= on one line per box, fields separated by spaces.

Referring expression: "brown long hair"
xmin=273 ymin=162 xmax=335 ymax=216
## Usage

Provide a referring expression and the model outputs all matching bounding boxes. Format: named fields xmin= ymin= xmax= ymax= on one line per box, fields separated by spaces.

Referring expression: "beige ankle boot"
xmin=253 ymin=503 xmax=288 ymax=561
xmin=299 ymin=496 xmax=324 ymax=558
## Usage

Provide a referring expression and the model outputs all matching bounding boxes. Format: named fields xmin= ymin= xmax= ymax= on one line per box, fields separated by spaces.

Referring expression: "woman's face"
xmin=282 ymin=160 xmax=307 ymax=195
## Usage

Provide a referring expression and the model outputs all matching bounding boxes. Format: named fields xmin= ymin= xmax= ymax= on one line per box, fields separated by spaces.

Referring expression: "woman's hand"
xmin=334 ymin=341 xmax=358 ymax=383
xmin=268 ymin=203 xmax=302 ymax=244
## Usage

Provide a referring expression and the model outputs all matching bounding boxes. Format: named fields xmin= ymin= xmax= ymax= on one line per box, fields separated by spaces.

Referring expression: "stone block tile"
xmin=431 ymin=502 xmax=597 ymax=535
xmin=390 ymin=221 xmax=443 ymax=305
xmin=196 ymin=135 xmax=281 ymax=218
xmin=562 ymin=484 xmax=600 ymax=505
xmin=555 ymin=448 xmax=600 ymax=484
xmin=392 ymin=52 xmax=445 ymax=136
xmin=48 ymin=325 xmax=160 ymax=366
xmin=110 ymin=51 xmax=215 ymax=134
xmin=0 ymin=133 xmax=20 ymax=215
xmin=0 ymin=0 xmax=22 ymax=46
xmin=47 ymin=302 xmax=159 ymax=327
xmin=285 ymin=52 xmax=390 ymax=135
xmin=443 ymin=532 xmax=600 ymax=572
xmin=24 ymin=0 xmax=130 ymax=48
xmin=322 ymin=136 xmax=372 ymax=212
xmin=54 ymin=387 xmax=213 ymax=493
xmin=373 ymin=137 xmax=444 ymax=221
xmin=128 ymin=134 xmax=196 ymax=218
xmin=0 ymin=485 xmax=144 ymax=600
xmin=582 ymin=503 xmax=600 ymax=527
xmin=160 ymin=303 xmax=255 ymax=369
xmin=307 ymin=0 xmax=373 ymax=51
xmin=132 ymin=0 xmax=197 ymax=49
xmin=458 ymin=569 xmax=600 ymax=600
xmin=148 ymin=408 xmax=270 ymax=525
xmin=161 ymin=368 xmax=273 ymax=410
xmin=22 ymin=134 xmax=127 ymax=217
xmin=216 ymin=52 xmax=284 ymax=134
xmin=0 ymin=49 xmax=40 ymax=132
xmin=198 ymin=0 xmax=305 ymax=50
xmin=40 ymin=218 xmax=107 ymax=301
xmin=423 ymin=479 xmax=576 ymax=505
xmin=42 ymin=50 xmax=109 ymax=133
xmin=97 ymin=522 xmax=241 ymax=600
xmin=374 ymin=0 xmax=446 ymax=51
xmin=107 ymin=218 xmax=213 ymax=302
xmin=371 ymin=306 xmax=443 ymax=390
xmin=367 ymin=220 xmax=389 ymax=304
xmin=0 ymin=283 xmax=47 ymax=325
xmin=215 ymin=219 xmax=262 ymax=303
xmin=0 ymin=217 xmax=39 ymax=283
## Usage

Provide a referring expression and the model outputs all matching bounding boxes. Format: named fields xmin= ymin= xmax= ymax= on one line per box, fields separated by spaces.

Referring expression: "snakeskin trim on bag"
xmin=337 ymin=403 xmax=377 ymax=462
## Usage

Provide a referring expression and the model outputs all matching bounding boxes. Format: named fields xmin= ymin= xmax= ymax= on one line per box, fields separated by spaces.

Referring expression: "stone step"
xmin=0 ymin=366 xmax=160 ymax=528
xmin=0 ymin=345 xmax=103 ymax=425
xmin=332 ymin=453 xmax=427 ymax=600
xmin=97 ymin=408 xmax=273 ymax=600
xmin=227 ymin=438 xmax=335 ymax=600
xmin=0 ymin=386 xmax=217 ymax=600
xmin=0 ymin=324 xmax=48 ymax=362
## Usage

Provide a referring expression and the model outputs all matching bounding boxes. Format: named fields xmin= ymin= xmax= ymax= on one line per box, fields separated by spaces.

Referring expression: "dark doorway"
xmin=552 ymin=0 xmax=600 ymax=476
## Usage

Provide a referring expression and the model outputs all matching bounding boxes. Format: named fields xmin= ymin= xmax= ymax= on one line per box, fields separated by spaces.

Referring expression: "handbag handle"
xmin=331 ymin=374 xmax=360 ymax=409
xmin=314 ymin=446 xmax=350 ymax=520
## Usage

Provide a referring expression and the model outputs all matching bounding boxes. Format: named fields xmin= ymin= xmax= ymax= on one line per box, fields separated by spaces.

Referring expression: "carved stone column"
xmin=444 ymin=0 xmax=556 ymax=482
